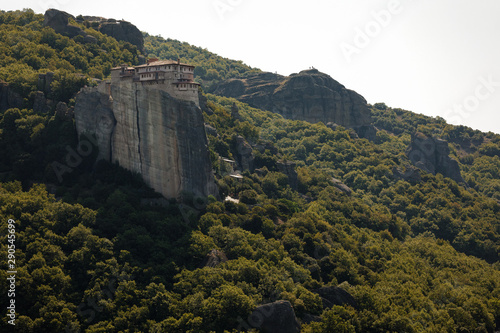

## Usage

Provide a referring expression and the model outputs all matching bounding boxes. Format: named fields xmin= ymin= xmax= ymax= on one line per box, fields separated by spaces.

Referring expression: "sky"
xmin=3 ymin=0 xmax=500 ymax=134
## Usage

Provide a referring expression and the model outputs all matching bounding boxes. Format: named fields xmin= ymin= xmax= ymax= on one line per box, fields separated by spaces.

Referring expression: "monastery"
xmin=110 ymin=58 xmax=200 ymax=106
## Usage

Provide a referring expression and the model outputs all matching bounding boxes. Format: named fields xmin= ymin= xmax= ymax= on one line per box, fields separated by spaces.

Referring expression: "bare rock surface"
xmin=243 ymin=300 xmax=301 ymax=333
xmin=214 ymin=69 xmax=376 ymax=139
xmin=234 ymin=135 xmax=254 ymax=171
xmin=313 ymin=286 xmax=358 ymax=310
xmin=201 ymin=249 xmax=228 ymax=268
xmin=407 ymin=132 xmax=465 ymax=184
xmin=74 ymin=80 xmax=217 ymax=199
xmin=331 ymin=177 xmax=352 ymax=196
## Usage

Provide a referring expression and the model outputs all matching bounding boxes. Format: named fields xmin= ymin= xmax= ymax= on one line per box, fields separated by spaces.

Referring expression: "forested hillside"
xmin=0 ymin=9 xmax=500 ymax=333
xmin=371 ymin=103 xmax=500 ymax=201
xmin=144 ymin=34 xmax=261 ymax=90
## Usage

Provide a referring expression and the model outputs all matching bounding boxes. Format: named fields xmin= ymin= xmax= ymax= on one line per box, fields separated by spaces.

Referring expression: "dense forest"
xmin=1 ymin=9 xmax=500 ymax=333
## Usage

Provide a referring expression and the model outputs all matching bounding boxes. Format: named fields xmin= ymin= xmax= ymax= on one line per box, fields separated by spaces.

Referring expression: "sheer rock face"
xmin=74 ymin=88 xmax=115 ymax=162
xmin=214 ymin=69 xmax=375 ymax=138
xmin=407 ymin=132 xmax=465 ymax=184
xmin=74 ymin=81 xmax=217 ymax=199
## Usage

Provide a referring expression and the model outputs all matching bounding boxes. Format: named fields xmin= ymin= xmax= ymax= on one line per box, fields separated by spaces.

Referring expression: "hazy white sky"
xmin=3 ymin=0 xmax=500 ymax=134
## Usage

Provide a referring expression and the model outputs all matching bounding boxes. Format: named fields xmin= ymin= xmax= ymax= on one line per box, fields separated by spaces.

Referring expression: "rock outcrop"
xmin=277 ymin=161 xmax=298 ymax=190
xmin=0 ymin=82 xmax=23 ymax=112
xmin=313 ymin=286 xmax=358 ymax=310
xmin=392 ymin=165 xmax=422 ymax=183
xmin=214 ymin=69 xmax=376 ymax=139
xmin=38 ymin=72 xmax=54 ymax=95
xmin=330 ymin=178 xmax=352 ymax=196
xmin=231 ymin=102 xmax=242 ymax=120
xmin=81 ymin=16 xmax=144 ymax=51
xmin=44 ymin=9 xmax=144 ymax=51
xmin=74 ymin=80 xmax=217 ymax=199
xmin=242 ymin=300 xmax=300 ymax=333
xmin=234 ymin=135 xmax=254 ymax=171
xmin=201 ymin=249 xmax=228 ymax=268
xmin=204 ymin=124 xmax=218 ymax=137
xmin=33 ymin=91 xmax=49 ymax=114
xmin=44 ymin=9 xmax=82 ymax=37
xmin=407 ymin=132 xmax=465 ymax=184
xmin=55 ymin=101 xmax=73 ymax=119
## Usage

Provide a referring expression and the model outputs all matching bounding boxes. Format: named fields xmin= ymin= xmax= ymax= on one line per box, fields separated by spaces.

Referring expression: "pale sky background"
xmin=3 ymin=0 xmax=500 ymax=134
